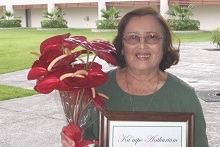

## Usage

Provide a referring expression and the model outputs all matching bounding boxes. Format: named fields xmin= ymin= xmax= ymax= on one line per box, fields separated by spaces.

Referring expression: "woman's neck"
xmin=116 ymin=67 xmax=168 ymax=95
xmin=125 ymin=67 xmax=160 ymax=82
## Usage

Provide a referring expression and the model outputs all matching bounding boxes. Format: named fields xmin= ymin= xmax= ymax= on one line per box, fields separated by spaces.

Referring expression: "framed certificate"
xmin=99 ymin=110 xmax=194 ymax=147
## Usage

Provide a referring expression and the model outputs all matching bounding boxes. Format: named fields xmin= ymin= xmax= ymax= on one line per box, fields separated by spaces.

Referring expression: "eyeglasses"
xmin=122 ymin=33 xmax=164 ymax=45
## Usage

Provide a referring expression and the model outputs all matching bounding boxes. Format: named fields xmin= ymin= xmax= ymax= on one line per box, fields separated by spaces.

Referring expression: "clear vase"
xmin=57 ymin=89 xmax=99 ymax=146
xmin=58 ymin=89 xmax=89 ymax=127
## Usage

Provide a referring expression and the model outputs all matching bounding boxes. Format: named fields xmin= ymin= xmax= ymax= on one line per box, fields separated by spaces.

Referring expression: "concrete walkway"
xmin=0 ymin=42 xmax=220 ymax=147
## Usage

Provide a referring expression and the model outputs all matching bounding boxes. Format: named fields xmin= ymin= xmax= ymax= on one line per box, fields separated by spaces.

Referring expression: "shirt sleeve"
xmin=184 ymin=89 xmax=209 ymax=147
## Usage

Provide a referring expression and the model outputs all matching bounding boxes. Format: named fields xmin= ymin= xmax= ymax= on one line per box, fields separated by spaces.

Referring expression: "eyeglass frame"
xmin=122 ymin=33 xmax=164 ymax=45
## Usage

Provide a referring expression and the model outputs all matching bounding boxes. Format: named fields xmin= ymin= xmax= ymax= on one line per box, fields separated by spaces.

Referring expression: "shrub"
xmin=41 ymin=7 xmax=68 ymax=28
xmin=166 ymin=4 xmax=195 ymax=21
xmin=211 ymin=28 xmax=220 ymax=48
xmin=41 ymin=19 xmax=68 ymax=28
xmin=167 ymin=19 xmax=200 ymax=31
xmin=43 ymin=7 xmax=66 ymax=20
xmin=96 ymin=19 xmax=119 ymax=29
xmin=96 ymin=7 xmax=121 ymax=29
xmin=0 ymin=19 xmax=21 ymax=28
xmin=1 ymin=8 xmax=21 ymax=20
xmin=166 ymin=4 xmax=200 ymax=31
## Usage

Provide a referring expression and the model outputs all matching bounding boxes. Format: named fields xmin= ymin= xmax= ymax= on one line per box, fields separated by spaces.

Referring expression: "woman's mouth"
xmin=136 ymin=53 xmax=150 ymax=59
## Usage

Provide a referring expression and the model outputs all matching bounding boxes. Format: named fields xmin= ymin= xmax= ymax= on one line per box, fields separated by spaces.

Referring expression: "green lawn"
xmin=0 ymin=28 xmax=213 ymax=101
xmin=0 ymin=85 xmax=38 ymax=101
xmin=0 ymin=28 xmax=116 ymax=74
xmin=0 ymin=28 xmax=213 ymax=74
xmin=175 ymin=31 xmax=212 ymax=43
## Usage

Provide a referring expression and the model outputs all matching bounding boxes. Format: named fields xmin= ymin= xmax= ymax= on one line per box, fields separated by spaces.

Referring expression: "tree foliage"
xmin=43 ymin=7 xmax=66 ymax=20
xmin=211 ymin=28 xmax=220 ymax=48
xmin=0 ymin=8 xmax=21 ymax=20
xmin=0 ymin=9 xmax=21 ymax=28
xmin=100 ymin=7 xmax=121 ymax=20
xmin=41 ymin=7 xmax=68 ymax=28
xmin=166 ymin=4 xmax=195 ymax=20
xmin=96 ymin=7 xmax=122 ymax=29
xmin=166 ymin=4 xmax=200 ymax=31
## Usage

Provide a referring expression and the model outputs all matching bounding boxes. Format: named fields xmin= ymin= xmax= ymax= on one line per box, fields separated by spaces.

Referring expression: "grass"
xmin=0 ymin=85 xmax=38 ymax=101
xmin=0 ymin=28 xmax=116 ymax=74
xmin=0 ymin=28 xmax=213 ymax=74
xmin=175 ymin=31 xmax=212 ymax=43
xmin=0 ymin=28 xmax=213 ymax=101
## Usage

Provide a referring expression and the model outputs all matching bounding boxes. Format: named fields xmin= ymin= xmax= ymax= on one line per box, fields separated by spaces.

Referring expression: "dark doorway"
xmin=25 ymin=9 xmax=31 ymax=27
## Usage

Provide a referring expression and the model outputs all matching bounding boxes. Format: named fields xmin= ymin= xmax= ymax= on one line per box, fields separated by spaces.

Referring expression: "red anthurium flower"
xmin=28 ymin=49 xmax=92 ymax=80
xmin=83 ymin=89 xmax=107 ymax=109
xmin=64 ymin=36 xmax=88 ymax=51
xmin=86 ymin=62 xmax=103 ymax=70
xmin=63 ymin=122 xmax=98 ymax=147
xmin=64 ymin=36 xmax=87 ymax=45
xmin=76 ymin=140 xmax=98 ymax=147
xmin=34 ymin=64 xmax=107 ymax=94
xmin=33 ymin=50 xmax=63 ymax=68
xmin=62 ymin=68 xmax=108 ymax=88
xmin=27 ymin=33 xmax=119 ymax=145
xmin=93 ymin=96 xmax=107 ymax=109
xmin=63 ymin=122 xmax=82 ymax=143
xmin=63 ymin=35 xmax=119 ymax=67
xmin=97 ymin=52 xmax=119 ymax=66
xmin=89 ymin=40 xmax=117 ymax=53
xmin=65 ymin=37 xmax=117 ymax=53
xmin=52 ymin=50 xmax=89 ymax=69
xmin=40 ymin=33 xmax=71 ymax=54
xmin=34 ymin=75 xmax=60 ymax=94
xmin=72 ymin=62 xmax=103 ymax=73
xmin=34 ymin=67 xmax=77 ymax=93
xmin=27 ymin=67 xmax=47 ymax=80
xmin=27 ymin=50 xmax=63 ymax=80
xmin=92 ymin=92 xmax=107 ymax=109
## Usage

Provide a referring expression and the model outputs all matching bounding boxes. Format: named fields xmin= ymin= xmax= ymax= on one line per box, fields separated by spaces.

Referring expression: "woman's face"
xmin=122 ymin=15 xmax=164 ymax=72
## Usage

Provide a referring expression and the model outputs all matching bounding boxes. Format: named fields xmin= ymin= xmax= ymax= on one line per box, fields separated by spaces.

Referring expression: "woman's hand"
xmin=60 ymin=128 xmax=75 ymax=147
xmin=60 ymin=124 xmax=98 ymax=147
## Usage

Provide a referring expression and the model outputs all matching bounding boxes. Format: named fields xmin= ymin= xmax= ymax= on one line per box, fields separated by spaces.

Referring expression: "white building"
xmin=0 ymin=0 xmax=219 ymax=30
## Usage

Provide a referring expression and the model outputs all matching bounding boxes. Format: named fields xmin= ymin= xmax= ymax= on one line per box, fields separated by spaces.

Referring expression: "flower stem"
xmin=59 ymin=91 xmax=70 ymax=123
xmin=68 ymin=91 xmax=74 ymax=123
xmin=88 ymin=53 xmax=97 ymax=69
xmin=85 ymin=51 xmax=90 ymax=70
xmin=76 ymin=89 xmax=85 ymax=125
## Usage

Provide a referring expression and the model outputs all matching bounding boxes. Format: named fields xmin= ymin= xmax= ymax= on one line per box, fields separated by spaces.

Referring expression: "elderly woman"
xmin=61 ymin=7 xmax=208 ymax=147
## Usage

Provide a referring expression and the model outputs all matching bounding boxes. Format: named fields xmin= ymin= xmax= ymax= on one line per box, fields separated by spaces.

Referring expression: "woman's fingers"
xmin=60 ymin=130 xmax=75 ymax=147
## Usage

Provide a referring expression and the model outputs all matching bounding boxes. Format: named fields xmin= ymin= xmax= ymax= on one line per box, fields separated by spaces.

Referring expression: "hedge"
xmin=41 ymin=19 xmax=68 ymax=28
xmin=0 ymin=19 xmax=21 ymax=28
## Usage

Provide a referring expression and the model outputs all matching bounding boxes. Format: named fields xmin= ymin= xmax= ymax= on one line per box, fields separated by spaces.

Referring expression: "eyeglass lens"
xmin=123 ymin=33 xmax=163 ymax=45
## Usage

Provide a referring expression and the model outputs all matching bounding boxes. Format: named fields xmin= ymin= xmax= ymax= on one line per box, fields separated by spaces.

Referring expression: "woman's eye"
xmin=148 ymin=34 xmax=157 ymax=39
xmin=130 ymin=35 xmax=138 ymax=40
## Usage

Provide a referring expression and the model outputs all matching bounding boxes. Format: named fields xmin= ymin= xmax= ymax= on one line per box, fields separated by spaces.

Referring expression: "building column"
xmin=5 ymin=4 xmax=13 ymax=13
xmin=47 ymin=2 xmax=55 ymax=12
xmin=160 ymin=0 xmax=169 ymax=19
xmin=98 ymin=0 xmax=106 ymax=20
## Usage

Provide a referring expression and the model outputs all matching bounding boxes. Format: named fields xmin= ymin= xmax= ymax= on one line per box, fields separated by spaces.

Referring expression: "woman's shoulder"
xmin=166 ymin=72 xmax=194 ymax=92
xmin=162 ymin=73 xmax=199 ymax=108
xmin=105 ymin=68 xmax=117 ymax=80
xmin=96 ymin=68 xmax=117 ymax=91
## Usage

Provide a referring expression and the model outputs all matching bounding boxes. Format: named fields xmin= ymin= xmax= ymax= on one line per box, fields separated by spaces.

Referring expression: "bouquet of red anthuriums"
xmin=27 ymin=33 xmax=118 ymax=146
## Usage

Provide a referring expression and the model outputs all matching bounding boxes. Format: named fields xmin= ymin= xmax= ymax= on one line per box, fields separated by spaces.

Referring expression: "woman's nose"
xmin=139 ymin=37 xmax=147 ymax=49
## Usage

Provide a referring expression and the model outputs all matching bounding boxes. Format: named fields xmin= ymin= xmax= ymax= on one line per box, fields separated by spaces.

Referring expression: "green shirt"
xmin=85 ymin=68 xmax=209 ymax=147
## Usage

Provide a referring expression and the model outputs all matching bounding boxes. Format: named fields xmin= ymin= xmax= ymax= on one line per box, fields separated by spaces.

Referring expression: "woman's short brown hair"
xmin=112 ymin=7 xmax=179 ymax=71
